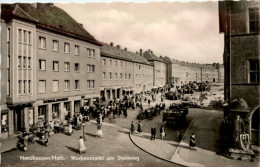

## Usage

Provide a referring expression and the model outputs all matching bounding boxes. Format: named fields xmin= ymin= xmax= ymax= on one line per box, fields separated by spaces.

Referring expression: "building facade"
xmin=219 ymin=0 xmax=260 ymax=147
xmin=143 ymin=50 xmax=167 ymax=87
xmin=1 ymin=3 xmax=101 ymax=138
xmin=100 ymin=43 xmax=153 ymax=101
xmin=162 ymin=56 xmax=224 ymax=85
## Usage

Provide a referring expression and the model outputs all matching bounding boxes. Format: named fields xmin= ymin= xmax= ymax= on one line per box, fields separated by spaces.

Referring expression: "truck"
xmin=162 ymin=105 xmax=188 ymax=127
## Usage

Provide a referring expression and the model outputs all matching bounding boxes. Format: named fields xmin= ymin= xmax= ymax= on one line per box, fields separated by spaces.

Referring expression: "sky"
xmin=56 ymin=1 xmax=224 ymax=64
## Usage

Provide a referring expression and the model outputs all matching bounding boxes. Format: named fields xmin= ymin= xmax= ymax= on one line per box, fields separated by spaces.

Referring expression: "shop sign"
xmin=43 ymin=98 xmax=68 ymax=103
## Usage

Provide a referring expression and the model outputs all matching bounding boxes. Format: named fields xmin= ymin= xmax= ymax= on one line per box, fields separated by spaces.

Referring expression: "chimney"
xmin=110 ymin=42 xmax=114 ymax=47
xmin=124 ymin=48 xmax=127 ymax=51
xmin=139 ymin=49 xmax=143 ymax=56
xmin=33 ymin=3 xmax=38 ymax=8
xmin=116 ymin=45 xmax=121 ymax=49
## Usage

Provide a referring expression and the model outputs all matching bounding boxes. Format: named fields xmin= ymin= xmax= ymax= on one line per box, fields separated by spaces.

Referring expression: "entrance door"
xmin=14 ymin=107 xmax=24 ymax=132
xmin=74 ymin=101 xmax=80 ymax=114
xmin=251 ymin=108 xmax=260 ymax=146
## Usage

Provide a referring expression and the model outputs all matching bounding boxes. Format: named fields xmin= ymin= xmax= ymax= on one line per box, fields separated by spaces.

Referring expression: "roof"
xmin=143 ymin=50 xmax=165 ymax=63
xmin=101 ymin=44 xmax=152 ymax=65
xmin=1 ymin=3 xmax=101 ymax=46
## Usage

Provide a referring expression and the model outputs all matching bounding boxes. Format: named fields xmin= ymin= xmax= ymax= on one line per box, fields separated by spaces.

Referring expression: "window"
xmin=103 ymin=72 xmax=106 ymax=80
xmin=64 ymin=62 xmax=70 ymax=71
xmin=53 ymin=40 xmax=59 ymax=52
xmin=109 ymin=72 xmax=112 ymax=80
xmin=121 ymin=61 xmax=123 ymax=67
xmin=39 ymin=60 xmax=46 ymax=70
xmin=18 ymin=80 xmax=22 ymax=95
xmin=87 ymin=64 xmax=95 ymax=72
xmin=125 ymin=62 xmax=127 ymax=67
xmin=109 ymin=60 xmax=112 ymax=66
xmin=249 ymin=60 xmax=260 ymax=83
xmin=120 ymin=73 xmax=123 ymax=79
xmin=23 ymin=30 xmax=27 ymax=43
xmin=64 ymin=80 xmax=70 ymax=91
xmin=23 ymin=57 xmax=27 ymax=69
xmin=28 ymin=57 xmax=31 ymax=69
xmin=129 ymin=74 xmax=131 ymax=79
xmin=23 ymin=80 xmax=26 ymax=94
xmin=87 ymin=48 xmax=95 ymax=58
xmin=87 ymin=80 xmax=95 ymax=89
xmin=75 ymin=80 xmax=80 ymax=90
xmin=28 ymin=32 xmax=31 ymax=44
xmin=115 ymin=61 xmax=118 ymax=66
xmin=75 ymin=45 xmax=80 ymax=55
xmin=39 ymin=37 xmax=46 ymax=49
xmin=18 ymin=29 xmax=22 ymax=42
xmin=74 ymin=63 xmax=80 ymax=72
xmin=7 ymin=28 xmax=10 ymax=42
xmin=53 ymin=61 xmax=59 ymax=71
xmin=7 ymin=80 xmax=10 ymax=96
xmin=249 ymin=8 xmax=259 ymax=33
xmin=125 ymin=73 xmax=127 ymax=79
xmin=103 ymin=59 xmax=106 ymax=65
xmin=52 ymin=80 xmax=59 ymax=92
xmin=18 ymin=56 xmax=22 ymax=68
xmin=39 ymin=80 xmax=46 ymax=93
xmin=64 ymin=43 xmax=70 ymax=53
xmin=115 ymin=73 xmax=118 ymax=80
xmin=28 ymin=80 xmax=31 ymax=94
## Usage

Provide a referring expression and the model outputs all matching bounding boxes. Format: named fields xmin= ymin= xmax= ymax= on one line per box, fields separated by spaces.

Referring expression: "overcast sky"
xmin=56 ymin=2 xmax=224 ymax=64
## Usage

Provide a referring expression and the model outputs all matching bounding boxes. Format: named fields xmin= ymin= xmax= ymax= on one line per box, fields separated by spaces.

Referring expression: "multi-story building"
xmin=143 ymin=50 xmax=167 ymax=87
xmin=162 ymin=56 xmax=224 ymax=85
xmin=100 ymin=43 xmax=153 ymax=101
xmin=219 ymin=1 xmax=259 ymax=147
xmin=1 ymin=3 xmax=101 ymax=138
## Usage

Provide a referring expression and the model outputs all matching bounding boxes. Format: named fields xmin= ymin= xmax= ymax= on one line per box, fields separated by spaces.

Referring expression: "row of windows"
xmin=38 ymin=60 xmax=95 ymax=72
xmin=18 ymin=56 xmax=31 ymax=69
xmin=18 ymin=29 xmax=32 ymax=44
xmin=103 ymin=72 xmax=131 ymax=80
xmin=18 ymin=80 xmax=32 ymax=95
xmin=135 ymin=73 xmax=153 ymax=79
xmin=38 ymin=80 xmax=95 ymax=93
xmin=39 ymin=37 xmax=95 ymax=57
xmin=102 ymin=58 xmax=131 ymax=67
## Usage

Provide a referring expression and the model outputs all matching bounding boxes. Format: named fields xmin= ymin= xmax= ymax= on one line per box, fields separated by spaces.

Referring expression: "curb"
xmin=129 ymin=131 xmax=187 ymax=167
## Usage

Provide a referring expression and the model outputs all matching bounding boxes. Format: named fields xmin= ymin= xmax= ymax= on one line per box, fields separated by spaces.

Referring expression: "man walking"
xmin=151 ymin=125 xmax=156 ymax=140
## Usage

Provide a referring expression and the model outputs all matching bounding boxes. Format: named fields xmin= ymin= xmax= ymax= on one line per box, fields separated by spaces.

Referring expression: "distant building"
xmin=1 ymin=3 xmax=101 ymax=138
xmin=143 ymin=50 xmax=167 ymax=87
xmin=162 ymin=56 xmax=224 ymax=85
xmin=219 ymin=0 xmax=260 ymax=147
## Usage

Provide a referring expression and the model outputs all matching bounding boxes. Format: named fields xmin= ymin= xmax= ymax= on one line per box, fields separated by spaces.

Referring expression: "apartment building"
xmin=1 ymin=3 xmax=101 ymax=138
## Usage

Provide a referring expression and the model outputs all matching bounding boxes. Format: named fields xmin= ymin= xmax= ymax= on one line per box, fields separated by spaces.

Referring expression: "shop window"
xmin=38 ymin=106 xmax=47 ymax=122
xmin=52 ymin=104 xmax=59 ymax=119
xmin=1 ymin=113 xmax=8 ymax=132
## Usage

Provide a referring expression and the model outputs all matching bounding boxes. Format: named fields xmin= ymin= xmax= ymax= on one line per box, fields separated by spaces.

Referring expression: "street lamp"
xmin=82 ymin=122 xmax=86 ymax=141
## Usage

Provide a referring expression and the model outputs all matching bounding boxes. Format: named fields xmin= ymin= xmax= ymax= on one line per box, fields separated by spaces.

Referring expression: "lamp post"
xmin=82 ymin=122 xmax=86 ymax=141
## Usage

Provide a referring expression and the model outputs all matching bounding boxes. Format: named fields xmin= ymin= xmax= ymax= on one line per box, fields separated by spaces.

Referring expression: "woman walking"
xmin=68 ymin=123 xmax=73 ymax=135
xmin=96 ymin=123 xmax=103 ymax=138
xmin=137 ymin=121 xmax=142 ymax=135
xmin=130 ymin=121 xmax=135 ymax=135
xmin=160 ymin=125 xmax=166 ymax=140
xmin=79 ymin=136 xmax=86 ymax=154
xmin=189 ymin=133 xmax=196 ymax=150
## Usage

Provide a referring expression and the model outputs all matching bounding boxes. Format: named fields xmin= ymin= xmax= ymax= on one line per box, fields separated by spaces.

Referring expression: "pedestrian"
xmin=189 ymin=133 xmax=196 ymax=150
xmin=148 ymin=99 xmax=151 ymax=106
xmin=160 ymin=125 xmax=166 ymax=140
xmin=68 ymin=122 xmax=73 ymax=135
xmin=130 ymin=121 xmax=135 ymax=135
xmin=137 ymin=121 xmax=142 ymax=135
xmin=161 ymin=95 xmax=163 ymax=102
xmin=96 ymin=123 xmax=103 ymax=138
xmin=151 ymin=125 xmax=156 ymax=140
xmin=79 ymin=136 xmax=86 ymax=154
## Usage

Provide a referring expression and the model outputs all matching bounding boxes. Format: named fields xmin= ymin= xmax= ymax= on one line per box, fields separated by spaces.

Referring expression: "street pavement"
xmin=1 ymin=89 xmax=259 ymax=167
